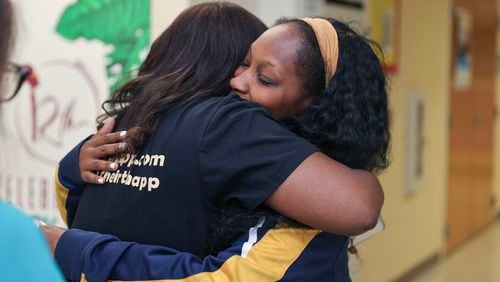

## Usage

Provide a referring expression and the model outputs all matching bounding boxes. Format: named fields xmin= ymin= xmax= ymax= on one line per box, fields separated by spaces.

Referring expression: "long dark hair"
xmin=0 ymin=0 xmax=14 ymax=98
xmin=281 ymin=18 xmax=391 ymax=173
xmin=100 ymin=2 xmax=267 ymax=150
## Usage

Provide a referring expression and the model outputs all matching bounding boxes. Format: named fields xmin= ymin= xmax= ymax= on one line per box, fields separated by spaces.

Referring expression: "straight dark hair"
xmin=100 ymin=2 xmax=267 ymax=150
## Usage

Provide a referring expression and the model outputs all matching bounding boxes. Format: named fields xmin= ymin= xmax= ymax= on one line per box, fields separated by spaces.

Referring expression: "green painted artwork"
xmin=56 ymin=0 xmax=150 ymax=93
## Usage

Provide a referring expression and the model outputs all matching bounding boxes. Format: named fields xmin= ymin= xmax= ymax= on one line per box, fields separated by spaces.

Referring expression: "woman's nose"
xmin=230 ymin=69 xmax=248 ymax=97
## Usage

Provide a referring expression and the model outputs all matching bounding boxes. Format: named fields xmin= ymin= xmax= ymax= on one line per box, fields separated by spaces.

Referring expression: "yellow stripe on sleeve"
xmin=54 ymin=165 xmax=69 ymax=225
xmin=110 ymin=228 xmax=321 ymax=282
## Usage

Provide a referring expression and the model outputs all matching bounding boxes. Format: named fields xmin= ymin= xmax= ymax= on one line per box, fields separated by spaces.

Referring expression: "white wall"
xmin=151 ymin=0 xmax=190 ymax=38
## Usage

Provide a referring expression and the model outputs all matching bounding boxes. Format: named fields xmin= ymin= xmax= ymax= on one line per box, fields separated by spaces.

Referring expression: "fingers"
xmin=99 ymin=116 xmax=116 ymax=135
xmin=83 ymin=159 xmax=118 ymax=173
xmin=86 ymin=130 xmax=127 ymax=150
xmin=87 ymin=159 xmax=118 ymax=172
xmin=82 ymin=171 xmax=105 ymax=185
xmin=80 ymin=157 xmax=119 ymax=185
xmin=90 ymin=142 xmax=127 ymax=158
xmin=81 ymin=160 xmax=118 ymax=185
xmin=78 ymin=117 xmax=128 ymax=185
xmin=37 ymin=220 xmax=47 ymax=227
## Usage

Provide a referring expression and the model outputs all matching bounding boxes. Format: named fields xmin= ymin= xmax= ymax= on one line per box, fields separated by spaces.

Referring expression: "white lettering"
xmin=114 ymin=170 xmax=122 ymax=183
xmin=143 ymin=154 xmax=150 ymax=166
xmin=127 ymin=154 xmax=136 ymax=167
xmin=138 ymin=155 xmax=145 ymax=167
xmin=132 ymin=176 xmax=140 ymax=187
xmin=88 ymin=169 xmax=162 ymax=193
xmin=150 ymin=155 xmax=165 ymax=167
xmin=148 ymin=178 xmax=160 ymax=191
xmin=139 ymin=177 xmax=147 ymax=191
xmin=119 ymin=154 xmax=131 ymax=166
xmin=102 ymin=171 xmax=111 ymax=182
xmin=109 ymin=172 xmax=116 ymax=183
xmin=124 ymin=173 xmax=132 ymax=185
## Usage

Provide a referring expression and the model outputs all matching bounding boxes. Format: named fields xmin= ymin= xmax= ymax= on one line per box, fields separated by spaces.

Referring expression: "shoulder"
xmin=158 ymin=94 xmax=269 ymax=126
xmin=0 ymin=202 xmax=64 ymax=281
xmin=191 ymin=93 xmax=270 ymax=119
xmin=168 ymin=93 xmax=278 ymax=137
xmin=203 ymin=94 xmax=280 ymax=130
xmin=0 ymin=201 xmax=35 ymax=232
xmin=0 ymin=201 xmax=42 ymax=245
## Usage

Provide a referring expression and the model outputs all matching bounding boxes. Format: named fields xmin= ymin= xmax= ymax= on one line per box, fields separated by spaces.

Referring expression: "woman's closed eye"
xmin=257 ymin=73 xmax=274 ymax=86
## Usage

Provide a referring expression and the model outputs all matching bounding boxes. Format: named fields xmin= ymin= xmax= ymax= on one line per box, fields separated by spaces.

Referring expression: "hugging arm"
xmin=51 ymin=100 xmax=380 ymax=280
xmin=266 ymin=152 xmax=383 ymax=235
xmin=47 ymin=224 xmax=320 ymax=281
xmin=58 ymin=104 xmax=383 ymax=235
xmin=200 ymin=100 xmax=383 ymax=236
xmin=55 ymin=117 xmax=125 ymax=226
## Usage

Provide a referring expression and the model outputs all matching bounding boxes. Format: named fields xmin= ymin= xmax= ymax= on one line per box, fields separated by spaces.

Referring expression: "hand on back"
xmin=79 ymin=117 xmax=127 ymax=184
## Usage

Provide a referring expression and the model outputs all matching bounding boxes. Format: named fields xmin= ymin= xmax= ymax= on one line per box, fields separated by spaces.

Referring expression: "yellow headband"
xmin=300 ymin=18 xmax=339 ymax=88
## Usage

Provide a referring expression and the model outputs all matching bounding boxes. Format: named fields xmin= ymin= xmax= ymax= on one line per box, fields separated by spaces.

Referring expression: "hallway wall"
xmin=151 ymin=0 xmax=190 ymax=38
xmin=355 ymin=0 xmax=452 ymax=281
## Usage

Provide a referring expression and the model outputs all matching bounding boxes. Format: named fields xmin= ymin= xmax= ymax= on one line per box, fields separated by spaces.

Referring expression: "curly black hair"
xmin=282 ymin=18 xmax=391 ymax=173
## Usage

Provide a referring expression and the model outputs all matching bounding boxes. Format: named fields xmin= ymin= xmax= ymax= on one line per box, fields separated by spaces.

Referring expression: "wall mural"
xmin=57 ymin=0 xmax=150 ymax=92
xmin=0 ymin=0 xmax=150 ymax=225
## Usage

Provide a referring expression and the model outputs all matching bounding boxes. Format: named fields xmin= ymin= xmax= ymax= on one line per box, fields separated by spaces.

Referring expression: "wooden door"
xmin=446 ymin=0 xmax=496 ymax=253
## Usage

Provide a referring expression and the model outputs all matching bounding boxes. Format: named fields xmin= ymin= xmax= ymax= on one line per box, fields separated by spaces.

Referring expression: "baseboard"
xmin=394 ymin=253 xmax=440 ymax=282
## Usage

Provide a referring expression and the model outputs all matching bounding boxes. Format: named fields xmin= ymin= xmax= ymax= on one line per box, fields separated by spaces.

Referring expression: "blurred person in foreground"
xmin=0 ymin=0 xmax=64 ymax=280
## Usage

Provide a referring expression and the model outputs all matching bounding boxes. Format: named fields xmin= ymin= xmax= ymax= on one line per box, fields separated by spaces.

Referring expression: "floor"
xmin=410 ymin=220 xmax=500 ymax=282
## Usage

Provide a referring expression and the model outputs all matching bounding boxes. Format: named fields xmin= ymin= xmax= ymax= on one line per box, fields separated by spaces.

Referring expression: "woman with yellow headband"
xmin=45 ymin=9 xmax=389 ymax=281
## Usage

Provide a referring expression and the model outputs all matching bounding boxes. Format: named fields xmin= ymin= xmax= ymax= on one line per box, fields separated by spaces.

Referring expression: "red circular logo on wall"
xmin=14 ymin=60 xmax=101 ymax=166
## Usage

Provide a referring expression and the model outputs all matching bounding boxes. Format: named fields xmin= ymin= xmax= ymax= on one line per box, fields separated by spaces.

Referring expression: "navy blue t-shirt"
xmin=72 ymin=94 xmax=318 ymax=257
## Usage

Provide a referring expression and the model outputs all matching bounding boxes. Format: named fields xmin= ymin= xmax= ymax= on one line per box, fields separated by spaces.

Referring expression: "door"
xmin=446 ymin=0 xmax=496 ymax=253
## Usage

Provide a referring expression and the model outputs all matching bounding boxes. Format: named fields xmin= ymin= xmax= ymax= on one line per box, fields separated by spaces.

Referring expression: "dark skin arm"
xmin=76 ymin=118 xmax=383 ymax=236
xmin=266 ymin=152 xmax=383 ymax=235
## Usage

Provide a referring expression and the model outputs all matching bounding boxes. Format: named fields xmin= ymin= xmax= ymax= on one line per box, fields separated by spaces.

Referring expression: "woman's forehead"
xmin=250 ymin=25 xmax=301 ymax=64
xmin=255 ymin=24 xmax=300 ymax=46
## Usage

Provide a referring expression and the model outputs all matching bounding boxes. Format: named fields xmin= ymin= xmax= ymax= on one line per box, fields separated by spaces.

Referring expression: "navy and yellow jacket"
xmin=56 ymin=139 xmax=88 ymax=227
xmin=56 ymin=219 xmax=350 ymax=281
xmin=55 ymin=142 xmax=351 ymax=282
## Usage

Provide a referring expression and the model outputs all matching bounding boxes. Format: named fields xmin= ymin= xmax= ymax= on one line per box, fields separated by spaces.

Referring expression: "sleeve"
xmin=199 ymin=98 xmax=318 ymax=210
xmin=54 ymin=225 xmax=320 ymax=281
xmin=55 ymin=137 xmax=90 ymax=227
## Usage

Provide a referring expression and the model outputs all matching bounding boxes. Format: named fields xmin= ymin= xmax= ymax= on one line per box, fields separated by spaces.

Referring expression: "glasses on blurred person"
xmin=0 ymin=63 xmax=33 ymax=103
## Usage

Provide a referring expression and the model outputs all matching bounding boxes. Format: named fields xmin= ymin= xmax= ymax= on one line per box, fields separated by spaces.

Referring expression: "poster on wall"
xmin=0 ymin=0 xmax=150 ymax=225
xmin=370 ymin=0 xmax=400 ymax=73
xmin=405 ymin=91 xmax=425 ymax=193
xmin=453 ymin=7 xmax=472 ymax=91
